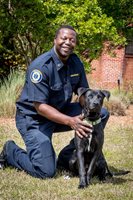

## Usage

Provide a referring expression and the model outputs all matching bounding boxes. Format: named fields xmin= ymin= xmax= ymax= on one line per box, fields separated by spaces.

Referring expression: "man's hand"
xmin=34 ymin=102 xmax=93 ymax=138
xmin=69 ymin=115 xmax=93 ymax=138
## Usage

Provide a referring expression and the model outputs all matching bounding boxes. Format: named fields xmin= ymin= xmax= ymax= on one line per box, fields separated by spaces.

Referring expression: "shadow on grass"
xmin=56 ymin=165 xmax=132 ymax=186
xmin=105 ymin=165 xmax=132 ymax=185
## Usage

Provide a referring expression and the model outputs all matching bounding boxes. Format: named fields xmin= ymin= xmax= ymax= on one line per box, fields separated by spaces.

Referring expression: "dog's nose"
xmin=94 ymin=102 xmax=99 ymax=106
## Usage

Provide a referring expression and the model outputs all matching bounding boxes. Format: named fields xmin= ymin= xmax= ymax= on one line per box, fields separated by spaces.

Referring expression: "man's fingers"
xmin=75 ymin=130 xmax=88 ymax=138
xmin=79 ymin=114 xmax=84 ymax=119
xmin=75 ymin=130 xmax=83 ymax=138
xmin=72 ymin=116 xmax=93 ymax=138
xmin=75 ymin=122 xmax=93 ymax=133
xmin=81 ymin=124 xmax=92 ymax=133
xmin=78 ymin=115 xmax=93 ymax=129
xmin=79 ymin=121 xmax=93 ymax=131
xmin=75 ymin=124 xmax=93 ymax=138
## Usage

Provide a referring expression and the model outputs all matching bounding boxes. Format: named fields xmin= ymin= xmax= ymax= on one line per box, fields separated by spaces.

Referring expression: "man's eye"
xmin=71 ymin=39 xmax=76 ymax=43
xmin=61 ymin=37 xmax=66 ymax=40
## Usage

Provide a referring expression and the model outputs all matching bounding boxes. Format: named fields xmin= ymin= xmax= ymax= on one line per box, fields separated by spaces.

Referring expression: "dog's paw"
xmin=99 ymin=176 xmax=107 ymax=183
xmin=100 ymin=179 xmax=106 ymax=183
xmin=78 ymin=178 xmax=88 ymax=189
xmin=86 ymin=175 xmax=91 ymax=186
xmin=78 ymin=183 xmax=87 ymax=189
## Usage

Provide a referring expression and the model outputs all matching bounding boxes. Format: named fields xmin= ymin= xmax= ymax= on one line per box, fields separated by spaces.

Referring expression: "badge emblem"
xmin=30 ymin=69 xmax=42 ymax=83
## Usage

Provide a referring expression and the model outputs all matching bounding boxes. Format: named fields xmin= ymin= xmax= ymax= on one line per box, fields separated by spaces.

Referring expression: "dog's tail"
xmin=106 ymin=166 xmax=130 ymax=177
xmin=111 ymin=170 xmax=130 ymax=176
xmin=105 ymin=162 xmax=130 ymax=177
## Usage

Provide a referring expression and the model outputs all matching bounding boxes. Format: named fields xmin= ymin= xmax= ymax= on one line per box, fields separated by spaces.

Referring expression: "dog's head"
xmin=78 ymin=87 xmax=110 ymax=119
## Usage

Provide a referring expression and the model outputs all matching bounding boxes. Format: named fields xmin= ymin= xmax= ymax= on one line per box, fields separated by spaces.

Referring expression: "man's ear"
xmin=101 ymin=90 xmax=110 ymax=100
xmin=77 ymin=87 xmax=89 ymax=106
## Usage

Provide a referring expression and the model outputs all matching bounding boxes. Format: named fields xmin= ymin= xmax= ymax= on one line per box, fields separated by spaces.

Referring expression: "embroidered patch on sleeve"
xmin=30 ymin=69 xmax=43 ymax=83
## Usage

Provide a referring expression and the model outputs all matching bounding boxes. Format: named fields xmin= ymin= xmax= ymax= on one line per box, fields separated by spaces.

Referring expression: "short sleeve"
xmin=27 ymin=66 xmax=50 ymax=103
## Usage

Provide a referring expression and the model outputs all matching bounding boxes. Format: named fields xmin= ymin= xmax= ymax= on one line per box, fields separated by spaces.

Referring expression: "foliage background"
xmin=0 ymin=0 xmax=132 ymax=78
xmin=0 ymin=1 xmax=133 ymax=198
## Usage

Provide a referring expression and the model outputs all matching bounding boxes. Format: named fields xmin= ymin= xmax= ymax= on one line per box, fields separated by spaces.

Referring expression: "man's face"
xmin=54 ymin=28 xmax=77 ymax=61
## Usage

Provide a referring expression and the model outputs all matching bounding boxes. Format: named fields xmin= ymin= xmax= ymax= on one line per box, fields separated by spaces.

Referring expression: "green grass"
xmin=0 ymin=118 xmax=133 ymax=200
xmin=0 ymin=71 xmax=25 ymax=117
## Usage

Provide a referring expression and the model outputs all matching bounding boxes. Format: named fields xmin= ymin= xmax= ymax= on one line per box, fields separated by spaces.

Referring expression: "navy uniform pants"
xmin=5 ymin=103 xmax=109 ymax=178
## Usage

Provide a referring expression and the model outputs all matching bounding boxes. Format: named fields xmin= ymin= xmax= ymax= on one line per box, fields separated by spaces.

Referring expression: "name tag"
xmin=70 ymin=74 xmax=79 ymax=77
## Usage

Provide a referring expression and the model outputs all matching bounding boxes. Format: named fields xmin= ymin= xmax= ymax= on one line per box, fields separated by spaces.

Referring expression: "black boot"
xmin=0 ymin=140 xmax=14 ymax=169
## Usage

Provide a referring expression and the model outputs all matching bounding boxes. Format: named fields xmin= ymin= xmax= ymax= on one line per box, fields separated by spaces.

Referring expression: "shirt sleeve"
xmin=27 ymin=65 xmax=50 ymax=103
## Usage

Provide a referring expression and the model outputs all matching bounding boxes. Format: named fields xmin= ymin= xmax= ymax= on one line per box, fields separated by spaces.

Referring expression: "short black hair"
xmin=55 ymin=25 xmax=77 ymax=38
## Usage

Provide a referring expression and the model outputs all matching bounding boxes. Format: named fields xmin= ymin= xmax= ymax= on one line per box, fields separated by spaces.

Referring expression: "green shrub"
xmin=0 ymin=70 xmax=25 ymax=117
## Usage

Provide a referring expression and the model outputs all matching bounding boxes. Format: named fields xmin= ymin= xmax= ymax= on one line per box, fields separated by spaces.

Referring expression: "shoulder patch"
xmin=30 ymin=69 xmax=42 ymax=83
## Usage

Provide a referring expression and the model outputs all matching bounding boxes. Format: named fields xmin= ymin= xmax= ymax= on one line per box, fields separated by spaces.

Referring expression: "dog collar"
xmin=83 ymin=118 xmax=101 ymax=126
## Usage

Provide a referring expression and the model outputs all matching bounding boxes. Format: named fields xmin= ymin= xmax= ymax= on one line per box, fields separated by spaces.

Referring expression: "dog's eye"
xmin=97 ymin=95 xmax=102 ymax=99
xmin=88 ymin=95 xmax=93 ymax=99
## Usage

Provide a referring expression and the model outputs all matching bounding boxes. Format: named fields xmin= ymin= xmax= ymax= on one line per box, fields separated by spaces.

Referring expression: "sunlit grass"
xmin=0 ymin=71 xmax=132 ymax=199
xmin=0 ymin=118 xmax=133 ymax=200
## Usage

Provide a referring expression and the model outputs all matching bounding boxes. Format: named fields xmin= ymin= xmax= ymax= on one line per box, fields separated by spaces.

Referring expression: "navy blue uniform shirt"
xmin=16 ymin=47 xmax=89 ymax=118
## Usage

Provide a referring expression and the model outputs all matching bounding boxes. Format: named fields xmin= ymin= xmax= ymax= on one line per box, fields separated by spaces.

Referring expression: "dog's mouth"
xmin=88 ymin=111 xmax=100 ymax=121
xmin=83 ymin=108 xmax=101 ymax=121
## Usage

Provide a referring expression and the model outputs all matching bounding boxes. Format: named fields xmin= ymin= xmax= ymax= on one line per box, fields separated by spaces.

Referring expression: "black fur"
xmin=69 ymin=87 xmax=129 ymax=189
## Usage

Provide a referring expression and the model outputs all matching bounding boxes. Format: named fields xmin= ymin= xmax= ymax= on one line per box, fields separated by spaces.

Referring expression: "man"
xmin=0 ymin=25 xmax=109 ymax=178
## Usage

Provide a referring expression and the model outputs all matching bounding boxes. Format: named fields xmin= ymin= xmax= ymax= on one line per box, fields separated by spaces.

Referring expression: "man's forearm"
xmin=34 ymin=102 xmax=72 ymax=126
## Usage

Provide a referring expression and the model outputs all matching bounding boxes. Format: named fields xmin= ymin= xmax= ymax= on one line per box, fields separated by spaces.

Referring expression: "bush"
xmin=0 ymin=70 xmax=25 ymax=117
xmin=104 ymin=96 xmax=126 ymax=116
xmin=0 ymin=50 xmax=26 ymax=80
xmin=123 ymin=81 xmax=133 ymax=104
xmin=104 ymin=84 xmax=133 ymax=116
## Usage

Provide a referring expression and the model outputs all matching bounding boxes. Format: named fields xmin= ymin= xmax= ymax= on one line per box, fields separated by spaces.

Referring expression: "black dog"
xmin=69 ymin=87 xmax=130 ymax=189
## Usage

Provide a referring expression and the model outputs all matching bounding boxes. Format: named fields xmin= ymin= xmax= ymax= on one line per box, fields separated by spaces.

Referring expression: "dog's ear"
xmin=77 ymin=87 xmax=90 ymax=106
xmin=101 ymin=90 xmax=110 ymax=100
xmin=77 ymin=87 xmax=90 ymax=98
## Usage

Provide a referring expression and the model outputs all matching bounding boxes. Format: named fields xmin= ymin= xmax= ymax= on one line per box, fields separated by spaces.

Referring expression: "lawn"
xmin=0 ymin=109 xmax=133 ymax=200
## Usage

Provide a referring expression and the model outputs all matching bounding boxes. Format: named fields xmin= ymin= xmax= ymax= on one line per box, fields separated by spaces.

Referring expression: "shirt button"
xmin=57 ymin=63 xmax=61 ymax=67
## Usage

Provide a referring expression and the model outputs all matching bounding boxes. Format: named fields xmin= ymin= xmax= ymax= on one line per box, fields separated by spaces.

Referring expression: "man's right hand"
xmin=68 ymin=115 xmax=93 ymax=138
xmin=34 ymin=102 xmax=93 ymax=138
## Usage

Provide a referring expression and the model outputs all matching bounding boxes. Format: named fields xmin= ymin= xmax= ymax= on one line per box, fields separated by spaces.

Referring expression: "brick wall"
xmin=88 ymin=46 xmax=133 ymax=89
xmin=123 ymin=56 xmax=133 ymax=82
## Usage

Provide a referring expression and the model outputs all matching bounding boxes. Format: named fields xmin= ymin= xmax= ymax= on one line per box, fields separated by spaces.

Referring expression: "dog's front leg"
xmin=86 ymin=150 xmax=99 ymax=185
xmin=75 ymin=136 xmax=87 ymax=189
xmin=77 ymin=149 xmax=87 ymax=189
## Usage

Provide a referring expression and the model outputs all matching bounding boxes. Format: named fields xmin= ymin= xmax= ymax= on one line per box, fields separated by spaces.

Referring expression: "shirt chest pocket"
xmin=70 ymin=75 xmax=80 ymax=91
xmin=49 ymin=83 xmax=65 ymax=108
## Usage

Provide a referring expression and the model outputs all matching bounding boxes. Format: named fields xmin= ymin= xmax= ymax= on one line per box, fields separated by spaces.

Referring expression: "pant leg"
xmin=6 ymin=112 xmax=56 ymax=178
xmin=57 ymin=102 xmax=81 ymax=170
xmin=100 ymin=107 xmax=110 ymax=129
xmin=57 ymin=103 xmax=110 ymax=170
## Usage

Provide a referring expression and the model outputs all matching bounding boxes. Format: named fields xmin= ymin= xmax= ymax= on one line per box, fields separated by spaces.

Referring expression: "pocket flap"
xmin=50 ymin=83 xmax=63 ymax=91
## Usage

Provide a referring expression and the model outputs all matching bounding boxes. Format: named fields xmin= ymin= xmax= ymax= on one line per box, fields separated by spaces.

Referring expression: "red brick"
xmin=89 ymin=46 xmax=133 ymax=89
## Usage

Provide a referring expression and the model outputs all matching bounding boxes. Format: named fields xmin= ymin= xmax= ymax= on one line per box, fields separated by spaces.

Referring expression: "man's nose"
xmin=65 ymin=39 xmax=71 ymax=45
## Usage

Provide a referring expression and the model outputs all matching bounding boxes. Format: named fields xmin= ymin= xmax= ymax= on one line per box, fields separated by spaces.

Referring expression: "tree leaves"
xmin=0 ymin=0 xmax=131 ymax=75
